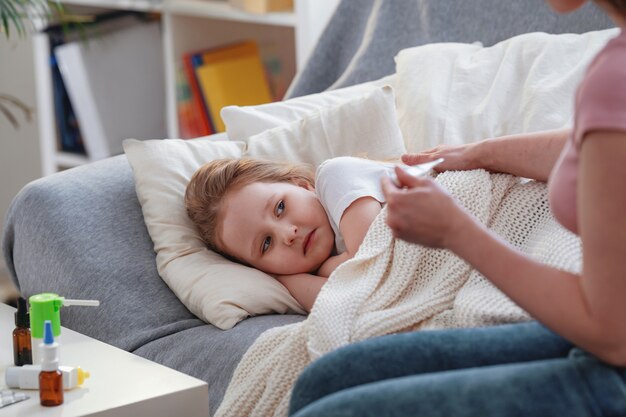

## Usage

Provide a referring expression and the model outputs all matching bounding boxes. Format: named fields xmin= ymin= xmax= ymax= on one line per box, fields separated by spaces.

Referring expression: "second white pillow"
xmin=221 ymin=74 xmax=396 ymax=141
xmin=244 ymin=85 xmax=406 ymax=166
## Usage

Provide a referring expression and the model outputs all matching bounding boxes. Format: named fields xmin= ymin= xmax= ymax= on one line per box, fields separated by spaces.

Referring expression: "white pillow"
xmin=394 ymin=29 xmax=619 ymax=152
xmin=221 ymin=74 xmax=396 ymax=141
xmin=124 ymin=85 xmax=406 ymax=329
xmin=244 ymin=85 xmax=406 ymax=166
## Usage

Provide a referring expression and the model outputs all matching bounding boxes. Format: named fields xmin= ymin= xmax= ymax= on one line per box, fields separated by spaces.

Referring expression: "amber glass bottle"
xmin=13 ymin=297 xmax=32 ymax=366
xmin=39 ymin=369 xmax=64 ymax=406
xmin=39 ymin=320 xmax=63 ymax=406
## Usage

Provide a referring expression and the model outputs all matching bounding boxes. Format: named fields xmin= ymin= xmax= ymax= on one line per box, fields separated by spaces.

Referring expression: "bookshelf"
xmin=33 ymin=0 xmax=340 ymax=175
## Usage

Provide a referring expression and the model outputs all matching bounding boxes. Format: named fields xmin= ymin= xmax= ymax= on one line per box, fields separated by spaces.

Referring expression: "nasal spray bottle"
xmin=29 ymin=293 xmax=100 ymax=365
xmin=39 ymin=320 xmax=63 ymax=406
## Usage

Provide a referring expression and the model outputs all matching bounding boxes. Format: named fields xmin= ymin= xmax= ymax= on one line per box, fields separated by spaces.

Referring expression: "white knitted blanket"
xmin=215 ymin=170 xmax=581 ymax=417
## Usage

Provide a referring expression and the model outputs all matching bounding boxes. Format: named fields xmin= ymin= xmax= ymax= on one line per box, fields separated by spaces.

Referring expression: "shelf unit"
xmin=34 ymin=0 xmax=339 ymax=175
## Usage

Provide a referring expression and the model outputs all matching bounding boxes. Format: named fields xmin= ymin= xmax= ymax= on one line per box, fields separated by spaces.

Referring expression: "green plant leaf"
xmin=1 ymin=0 xmax=26 ymax=37
xmin=0 ymin=0 xmax=83 ymax=40
xmin=1 ymin=12 xmax=10 ymax=38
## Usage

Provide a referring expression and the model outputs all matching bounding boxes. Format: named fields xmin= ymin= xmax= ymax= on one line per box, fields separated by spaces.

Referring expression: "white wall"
xmin=0 ymin=35 xmax=42 ymax=276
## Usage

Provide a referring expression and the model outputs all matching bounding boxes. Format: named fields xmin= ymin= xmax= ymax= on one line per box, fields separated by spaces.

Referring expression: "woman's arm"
xmin=403 ymin=128 xmax=570 ymax=181
xmin=383 ymin=130 xmax=626 ymax=365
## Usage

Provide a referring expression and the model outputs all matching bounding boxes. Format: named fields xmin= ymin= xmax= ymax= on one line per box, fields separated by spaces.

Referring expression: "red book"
xmin=182 ymin=52 xmax=213 ymax=136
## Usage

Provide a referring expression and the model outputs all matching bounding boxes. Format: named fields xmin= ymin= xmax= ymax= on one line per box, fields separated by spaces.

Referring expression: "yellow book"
xmin=228 ymin=0 xmax=294 ymax=14
xmin=201 ymin=40 xmax=258 ymax=65
xmin=196 ymin=44 xmax=272 ymax=132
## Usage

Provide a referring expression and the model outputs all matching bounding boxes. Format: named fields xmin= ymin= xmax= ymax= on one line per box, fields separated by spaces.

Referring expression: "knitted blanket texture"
xmin=215 ymin=170 xmax=581 ymax=417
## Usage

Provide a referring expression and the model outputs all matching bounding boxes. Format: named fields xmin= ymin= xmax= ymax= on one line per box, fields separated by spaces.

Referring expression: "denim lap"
xmin=289 ymin=322 xmax=626 ymax=417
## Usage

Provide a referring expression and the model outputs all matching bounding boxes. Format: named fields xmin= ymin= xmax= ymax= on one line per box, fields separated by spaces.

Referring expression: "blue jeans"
xmin=289 ymin=322 xmax=626 ymax=417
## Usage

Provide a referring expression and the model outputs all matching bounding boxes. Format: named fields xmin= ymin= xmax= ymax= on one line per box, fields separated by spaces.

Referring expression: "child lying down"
xmin=207 ymin=163 xmax=583 ymax=417
xmin=184 ymin=156 xmax=396 ymax=311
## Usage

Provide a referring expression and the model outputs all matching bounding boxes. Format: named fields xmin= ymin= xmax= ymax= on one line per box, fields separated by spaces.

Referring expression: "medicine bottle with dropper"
xmin=13 ymin=297 xmax=32 ymax=366
xmin=39 ymin=320 xmax=63 ymax=406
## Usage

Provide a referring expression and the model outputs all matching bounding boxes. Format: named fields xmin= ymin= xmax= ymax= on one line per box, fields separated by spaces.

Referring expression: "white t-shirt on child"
xmin=315 ymin=156 xmax=394 ymax=253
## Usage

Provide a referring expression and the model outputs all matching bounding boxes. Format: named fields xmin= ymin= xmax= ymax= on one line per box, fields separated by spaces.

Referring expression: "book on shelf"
xmin=55 ymin=17 xmax=166 ymax=160
xmin=48 ymin=28 xmax=85 ymax=155
xmin=228 ymin=0 xmax=294 ymax=14
xmin=176 ymin=64 xmax=202 ymax=139
xmin=182 ymin=51 xmax=214 ymax=137
xmin=194 ymin=40 xmax=272 ymax=133
xmin=182 ymin=42 xmax=260 ymax=136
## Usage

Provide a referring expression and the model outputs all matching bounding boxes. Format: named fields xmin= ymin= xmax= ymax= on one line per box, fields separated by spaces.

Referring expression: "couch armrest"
xmin=2 ymin=155 xmax=201 ymax=350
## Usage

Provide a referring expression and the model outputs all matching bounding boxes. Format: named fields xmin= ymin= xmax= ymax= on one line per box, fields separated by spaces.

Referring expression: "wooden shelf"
xmin=56 ymin=151 xmax=91 ymax=168
xmin=62 ymin=0 xmax=297 ymax=26
xmin=165 ymin=0 xmax=296 ymax=26
xmin=63 ymin=0 xmax=163 ymax=12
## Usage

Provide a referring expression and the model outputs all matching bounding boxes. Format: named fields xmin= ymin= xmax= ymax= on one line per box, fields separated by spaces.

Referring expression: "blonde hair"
xmin=185 ymin=158 xmax=315 ymax=257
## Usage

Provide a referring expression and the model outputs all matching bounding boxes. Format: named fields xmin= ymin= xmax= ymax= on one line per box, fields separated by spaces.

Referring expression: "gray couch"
xmin=2 ymin=1 xmax=612 ymax=414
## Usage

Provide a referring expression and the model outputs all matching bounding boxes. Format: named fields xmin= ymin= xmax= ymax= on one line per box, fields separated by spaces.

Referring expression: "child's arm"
xmin=340 ymin=196 xmax=383 ymax=255
xmin=317 ymin=252 xmax=351 ymax=277
xmin=275 ymin=274 xmax=328 ymax=312
xmin=277 ymin=197 xmax=382 ymax=312
xmin=317 ymin=196 xmax=382 ymax=277
xmin=317 ymin=197 xmax=382 ymax=277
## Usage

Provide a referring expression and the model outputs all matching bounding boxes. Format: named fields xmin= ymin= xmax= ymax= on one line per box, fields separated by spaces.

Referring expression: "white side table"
xmin=0 ymin=302 xmax=209 ymax=416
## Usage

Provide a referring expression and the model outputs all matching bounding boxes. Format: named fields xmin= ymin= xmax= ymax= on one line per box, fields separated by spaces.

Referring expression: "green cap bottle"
xmin=29 ymin=293 xmax=63 ymax=339
xmin=28 ymin=293 xmax=100 ymax=364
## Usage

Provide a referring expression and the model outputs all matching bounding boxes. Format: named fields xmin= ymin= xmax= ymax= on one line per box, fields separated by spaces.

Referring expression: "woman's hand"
xmin=403 ymin=129 xmax=570 ymax=181
xmin=401 ymin=142 xmax=482 ymax=173
xmin=381 ymin=166 xmax=473 ymax=249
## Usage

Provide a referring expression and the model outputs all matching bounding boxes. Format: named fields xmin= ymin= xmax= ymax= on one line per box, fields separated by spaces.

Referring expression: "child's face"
xmin=218 ymin=180 xmax=335 ymax=275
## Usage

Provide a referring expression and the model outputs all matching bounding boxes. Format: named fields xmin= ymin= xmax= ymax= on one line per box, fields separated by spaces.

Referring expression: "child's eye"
xmin=262 ymin=236 xmax=272 ymax=254
xmin=276 ymin=200 xmax=285 ymax=216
